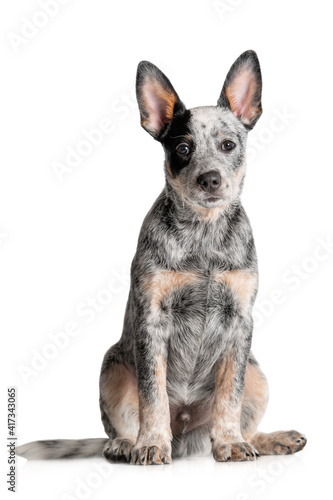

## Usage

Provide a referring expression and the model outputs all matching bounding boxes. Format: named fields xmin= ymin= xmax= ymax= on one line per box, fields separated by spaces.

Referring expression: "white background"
xmin=1 ymin=0 xmax=332 ymax=499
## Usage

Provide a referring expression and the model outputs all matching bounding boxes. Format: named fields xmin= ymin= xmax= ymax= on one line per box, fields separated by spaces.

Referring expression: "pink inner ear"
xmin=227 ymin=69 xmax=257 ymax=124
xmin=143 ymin=84 xmax=167 ymax=132
xmin=142 ymin=79 xmax=176 ymax=134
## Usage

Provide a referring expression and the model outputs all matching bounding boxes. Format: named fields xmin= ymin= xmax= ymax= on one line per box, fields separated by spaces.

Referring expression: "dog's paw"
xmin=130 ymin=444 xmax=171 ymax=465
xmin=213 ymin=441 xmax=259 ymax=462
xmin=272 ymin=430 xmax=307 ymax=455
xmin=103 ymin=438 xmax=133 ymax=463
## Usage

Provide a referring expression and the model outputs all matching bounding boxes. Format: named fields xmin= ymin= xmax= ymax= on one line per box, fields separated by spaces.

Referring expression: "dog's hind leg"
xmin=248 ymin=430 xmax=307 ymax=455
xmin=99 ymin=350 xmax=139 ymax=463
xmin=240 ymin=354 xmax=269 ymax=441
xmin=241 ymin=355 xmax=307 ymax=455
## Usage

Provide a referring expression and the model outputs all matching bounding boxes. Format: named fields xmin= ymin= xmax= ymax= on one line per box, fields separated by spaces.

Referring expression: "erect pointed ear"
xmin=136 ymin=61 xmax=186 ymax=140
xmin=218 ymin=50 xmax=262 ymax=129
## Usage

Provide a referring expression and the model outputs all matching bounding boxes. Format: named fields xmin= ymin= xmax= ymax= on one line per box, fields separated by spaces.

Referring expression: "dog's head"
xmin=136 ymin=51 xmax=262 ymax=213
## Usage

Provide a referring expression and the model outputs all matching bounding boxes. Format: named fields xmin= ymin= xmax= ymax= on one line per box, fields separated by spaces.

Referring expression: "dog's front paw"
xmin=103 ymin=438 xmax=134 ymax=463
xmin=213 ymin=441 xmax=259 ymax=462
xmin=131 ymin=440 xmax=171 ymax=465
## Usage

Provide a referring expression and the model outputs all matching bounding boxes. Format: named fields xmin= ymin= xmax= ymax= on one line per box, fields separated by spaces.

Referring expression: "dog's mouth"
xmin=205 ymin=196 xmax=222 ymax=203
xmin=197 ymin=195 xmax=224 ymax=208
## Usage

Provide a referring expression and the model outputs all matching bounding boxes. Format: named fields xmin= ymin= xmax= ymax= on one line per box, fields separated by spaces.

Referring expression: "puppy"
xmin=17 ymin=50 xmax=306 ymax=464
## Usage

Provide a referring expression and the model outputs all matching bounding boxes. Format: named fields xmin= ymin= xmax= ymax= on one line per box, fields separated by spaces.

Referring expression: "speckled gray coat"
xmin=16 ymin=52 xmax=307 ymax=464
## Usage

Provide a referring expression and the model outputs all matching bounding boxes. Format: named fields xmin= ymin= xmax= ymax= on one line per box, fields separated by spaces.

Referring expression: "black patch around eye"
xmin=176 ymin=143 xmax=191 ymax=156
xmin=161 ymin=110 xmax=194 ymax=177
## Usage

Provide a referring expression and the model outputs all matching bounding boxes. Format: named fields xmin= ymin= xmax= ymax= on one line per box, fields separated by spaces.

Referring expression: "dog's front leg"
xmin=130 ymin=322 xmax=171 ymax=465
xmin=210 ymin=338 xmax=259 ymax=462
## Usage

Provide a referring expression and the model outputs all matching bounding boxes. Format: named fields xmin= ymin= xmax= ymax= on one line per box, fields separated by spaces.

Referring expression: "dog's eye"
xmin=221 ymin=140 xmax=236 ymax=151
xmin=176 ymin=143 xmax=191 ymax=156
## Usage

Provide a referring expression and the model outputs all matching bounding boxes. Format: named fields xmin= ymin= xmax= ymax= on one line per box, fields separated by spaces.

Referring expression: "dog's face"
xmin=136 ymin=51 xmax=262 ymax=212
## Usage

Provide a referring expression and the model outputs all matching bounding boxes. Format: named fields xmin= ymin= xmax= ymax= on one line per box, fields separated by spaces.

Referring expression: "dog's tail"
xmin=16 ymin=438 xmax=108 ymax=460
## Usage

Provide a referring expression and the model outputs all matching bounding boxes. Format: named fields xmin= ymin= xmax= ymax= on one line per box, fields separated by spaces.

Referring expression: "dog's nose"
xmin=197 ymin=171 xmax=221 ymax=193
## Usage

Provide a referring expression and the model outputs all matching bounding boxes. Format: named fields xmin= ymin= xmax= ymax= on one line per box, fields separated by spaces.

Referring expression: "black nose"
xmin=197 ymin=171 xmax=221 ymax=193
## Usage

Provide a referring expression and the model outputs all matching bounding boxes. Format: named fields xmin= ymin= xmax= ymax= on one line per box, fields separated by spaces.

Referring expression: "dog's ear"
xmin=218 ymin=50 xmax=262 ymax=129
xmin=136 ymin=61 xmax=186 ymax=140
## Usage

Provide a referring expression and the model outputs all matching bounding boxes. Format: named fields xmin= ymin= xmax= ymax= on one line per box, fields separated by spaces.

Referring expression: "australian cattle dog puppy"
xmin=18 ymin=51 xmax=306 ymax=464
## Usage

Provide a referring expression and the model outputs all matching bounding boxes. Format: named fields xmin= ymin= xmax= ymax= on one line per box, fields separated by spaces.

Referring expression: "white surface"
xmin=1 ymin=0 xmax=332 ymax=498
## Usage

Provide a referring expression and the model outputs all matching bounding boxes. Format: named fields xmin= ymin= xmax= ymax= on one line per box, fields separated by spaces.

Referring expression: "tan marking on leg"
xmin=244 ymin=363 xmax=269 ymax=409
xmin=213 ymin=270 xmax=258 ymax=312
xmin=143 ymin=270 xmax=199 ymax=312
xmin=133 ymin=355 xmax=172 ymax=464
xmin=242 ymin=362 xmax=269 ymax=440
xmin=100 ymin=363 xmax=139 ymax=443
xmin=138 ymin=355 xmax=171 ymax=442
xmin=211 ymin=357 xmax=243 ymax=444
xmin=210 ymin=357 xmax=260 ymax=462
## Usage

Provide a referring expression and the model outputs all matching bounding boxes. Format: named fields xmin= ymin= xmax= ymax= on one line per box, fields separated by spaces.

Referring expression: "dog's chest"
xmin=148 ymin=267 xmax=256 ymax=404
